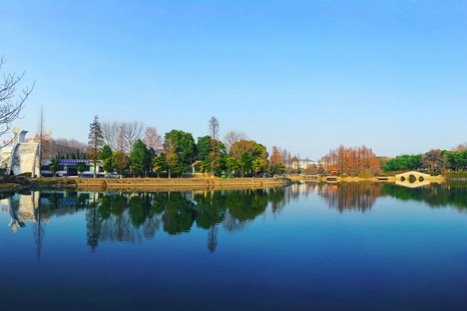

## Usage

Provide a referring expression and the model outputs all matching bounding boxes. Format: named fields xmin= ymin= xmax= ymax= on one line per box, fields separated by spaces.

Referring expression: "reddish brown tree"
xmin=320 ymin=145 xmax=381 ymax=176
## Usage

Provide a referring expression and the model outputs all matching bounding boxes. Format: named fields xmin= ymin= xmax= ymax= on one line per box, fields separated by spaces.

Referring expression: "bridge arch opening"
xmin=409 ymin=175 xmax=417 ymax=183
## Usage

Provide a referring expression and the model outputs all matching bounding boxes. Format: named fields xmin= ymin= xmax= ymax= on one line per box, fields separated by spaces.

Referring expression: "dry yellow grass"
xmin=74 ymin=177 xmax=290 ymax=191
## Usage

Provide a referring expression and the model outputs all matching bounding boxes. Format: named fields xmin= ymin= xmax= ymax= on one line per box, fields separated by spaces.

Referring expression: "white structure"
xmin=291 ymin=159 xmax=322 ymax=170
xmin=0 ymin=130 xmax=40 ymax=177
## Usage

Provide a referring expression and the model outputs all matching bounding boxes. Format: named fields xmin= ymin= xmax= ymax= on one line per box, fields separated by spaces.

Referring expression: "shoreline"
xmin=0 ymin=177 xmax=292 ymax=192
xmin=0 ymin=173 xmax=457 ymax=193
xmin=74 ymin=177 xmax=292 ymax=191
xmin=287 ymin=175 xmax=446 ymax=183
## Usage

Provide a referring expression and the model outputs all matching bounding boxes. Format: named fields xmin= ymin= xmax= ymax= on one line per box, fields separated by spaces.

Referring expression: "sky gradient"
xmin=1 ymin=0 xmax=466 ymax=160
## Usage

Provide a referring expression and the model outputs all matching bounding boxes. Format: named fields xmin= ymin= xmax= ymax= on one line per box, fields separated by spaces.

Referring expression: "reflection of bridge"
xmin=395 ymin=171 xmax=433 ymax=188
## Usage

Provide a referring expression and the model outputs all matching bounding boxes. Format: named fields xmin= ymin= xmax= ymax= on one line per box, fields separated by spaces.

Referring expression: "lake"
xmin=0 ymin=182 xmax=466 ymax=310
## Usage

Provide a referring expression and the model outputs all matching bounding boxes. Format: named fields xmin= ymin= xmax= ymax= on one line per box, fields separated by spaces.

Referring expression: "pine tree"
xmin=88 ymin=115 xmax=104 ymax=178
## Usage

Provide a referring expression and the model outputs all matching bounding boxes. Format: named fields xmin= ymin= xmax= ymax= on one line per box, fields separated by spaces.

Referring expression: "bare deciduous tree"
xmin=101 ymin=121 xmax=120 ymax=151
xmin=281 ymin=148 xmax=291 ymax=167
xmin=452 ymin=142 xmax=467 ymax=152
xmin=223 ymin=130 xmax=248 ymax=153
xmin=0 ymin=57 xmax=34 ymax=137
xmin=54 ymin=138 xmax=87 ymax=152
xmin=143 ymin=126 xmax=162 ymax=151
xmin=209 ymin=116 xmax=219 ymax=140
xmin=102 ymin=121 xmax=144 ymax=154
xmin=121 ymin=121 xmax=144 ymax=154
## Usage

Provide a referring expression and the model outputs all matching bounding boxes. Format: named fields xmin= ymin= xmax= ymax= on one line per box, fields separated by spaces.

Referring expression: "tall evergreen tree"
xmin=130 ymin=139 xmax=148 ymax=177
xmin=101 ymin=145 xmax=114 ymax=173
xmin=101 ymin=145 xmax=113 ymax=161
xmin=76 ymin=161 xmax=87 ymax=174
xmin=164 ymin=130 xmax=196 ymax=177
xmin=88 ymin=115 xmax=104 ymax=178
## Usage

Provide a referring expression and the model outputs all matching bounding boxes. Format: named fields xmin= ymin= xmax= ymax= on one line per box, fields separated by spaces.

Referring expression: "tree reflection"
xmin=318 ymin=183 xmax=382 ymax=212
xmin=225 ymin=189 xmax=269 ymax=222
xmin=194 ymin=191 xmax=226 ymax=229
xmin=161 ymin=192 xmax=197 ymax=235
xmin=98 ymin=193 xmax=160 ymax=243
xmin=1 ymin=188 xmax=289 ymax=253
xmin=194 ymin=191 xmax=226 ymax=252
xmin=33 ymin=192 xmax=46 ymax=262
xmin=86 ymin=193 xmax=101 ymax=252
xmin=129 ymin=193 xmax=153 ymax=228
xmin=3 ymin=183 xmax=466 ymax=256
xmin=268 ymin=188 xmax=287 ymax=214
xmin=85 ymin=188 xmax=286 ymax=252
xmin=382 ymin=182 xmax=467 ymax=210
xmin=80 ymin=183 xmax=467 ymax=252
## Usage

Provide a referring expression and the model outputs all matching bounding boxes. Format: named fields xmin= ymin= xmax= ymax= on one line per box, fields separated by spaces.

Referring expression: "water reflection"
xmin=96 ymin=189 xmax=289 ymax=252
xmin=7 ymin=188 xmax=286 ymax=253
xmin=0 ymin=192 xmax=41 ymax=231
xmin=1 ymin=183 xmax=466 ymax=256
xmin=0 ymin=191 xmax=48 ymax=261
xmin=382 ymin=182 xmax=467 ymax=210
xmin=316 ymin=183 xmax=383 ymax=212
xmin=312 ymin=181 xmax=467 ymax=212
xmin=395 ymin=180 xmax=431 ymax=188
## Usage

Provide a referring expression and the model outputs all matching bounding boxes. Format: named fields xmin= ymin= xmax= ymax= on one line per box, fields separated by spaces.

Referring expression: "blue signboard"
xmin=58 ymin=199 xmax=90 ymax=206
xmin=59 ymin=159 xmax=90 ymax=164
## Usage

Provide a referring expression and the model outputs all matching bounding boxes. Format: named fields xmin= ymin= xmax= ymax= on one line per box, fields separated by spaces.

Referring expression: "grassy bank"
xmin=287 ymin=174 xmax=446 ymax=183
xmin=1 ymin=176 xmax=291 ymax=192
xmin=74 ymin=177 xmax=291 ymax=191
xmin=444 ymin=171 xmax=467 ymax=182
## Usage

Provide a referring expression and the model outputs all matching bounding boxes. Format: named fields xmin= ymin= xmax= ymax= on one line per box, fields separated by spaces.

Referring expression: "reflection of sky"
xmin=1 ymin=188 xmax=467 ymax=309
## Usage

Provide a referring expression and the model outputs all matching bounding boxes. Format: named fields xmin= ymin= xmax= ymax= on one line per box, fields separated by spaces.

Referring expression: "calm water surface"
xmin=1 ymin=182 xmax=467 ymax=310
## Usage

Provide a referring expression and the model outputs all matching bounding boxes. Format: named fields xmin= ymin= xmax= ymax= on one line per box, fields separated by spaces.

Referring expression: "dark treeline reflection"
xmin=315 ymin=183 xmax=382 ymax=213
xmin=38 ymin=188 xmax=287 ymax=252
xmin=381 ymin=182 xmax=467 ymax=210
xmin=8 ymin=182 xmax=466 ymax=254
xmin=308 ymin=181 xmax=467 ymax=212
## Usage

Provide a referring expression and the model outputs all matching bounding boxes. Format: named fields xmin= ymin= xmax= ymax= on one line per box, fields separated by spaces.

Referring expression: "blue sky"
xmin=1 ymin=0 xmax=466 ymax=159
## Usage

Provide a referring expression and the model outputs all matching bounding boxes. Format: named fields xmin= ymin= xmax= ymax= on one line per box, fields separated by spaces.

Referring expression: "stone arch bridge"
xmin=396 ymin=171 xmax=431 ymax=181
xmin=395 ymin=171 xmax=432 ymax=188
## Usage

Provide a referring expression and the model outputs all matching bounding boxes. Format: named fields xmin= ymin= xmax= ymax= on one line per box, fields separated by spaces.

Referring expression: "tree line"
xmin=84 ymin=115 xmax=294 ymax=178
xmin=318 ymin=143 xmax=467 ymax=176
xmin=382 ymin=145 xmax=467 ymax=174
xmin=49 ymin=114 xmax=467 ymax=178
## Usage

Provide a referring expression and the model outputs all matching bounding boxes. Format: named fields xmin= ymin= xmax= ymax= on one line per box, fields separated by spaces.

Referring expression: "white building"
xmin=291 ymin=159 xmax=322 ymax=170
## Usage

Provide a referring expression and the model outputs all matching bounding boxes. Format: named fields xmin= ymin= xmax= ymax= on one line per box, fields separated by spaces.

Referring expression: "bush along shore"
xmin=0 ymin=176 xmax=292 ymax=192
